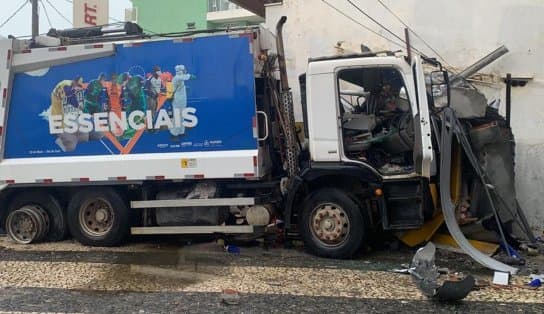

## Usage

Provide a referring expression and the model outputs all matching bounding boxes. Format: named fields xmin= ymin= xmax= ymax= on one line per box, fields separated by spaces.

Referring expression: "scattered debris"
xmin=492 ymin=271 xmax=510 ymax=286
xmin=391 ymin=268 xmax=410 ymax=274
xmin=519 ymin=243 xmax=539 ymax=256
xmin=221 ymin=289 xmax=241 ymax=305
xmin=528 ymin=278 xmax=541 ymax=288
xmin=224 ymin=245 xmax=240 ymax=255
xmin=410 ymin=242 xmax=475 ymax=301
xmin=527 ymin=274 xmax=544 ymax=289
xmin=473 ymin=279 xmax=490 ymax=290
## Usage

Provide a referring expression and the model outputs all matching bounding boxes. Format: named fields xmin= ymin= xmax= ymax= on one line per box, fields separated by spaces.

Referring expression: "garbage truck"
xmin=0 ymin=19 xmax=530 ymax=272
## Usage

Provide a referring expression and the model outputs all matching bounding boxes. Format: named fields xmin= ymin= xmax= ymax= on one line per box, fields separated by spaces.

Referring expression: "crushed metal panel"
xmin=410 ymin=242 xmax=441 ymax=297
xmin=439 ymin=108 xmax=518 ymax=274
xmin=410 ymin=242 xmax=475 ymax=301
xmin=450 ymin=87 xmax=488 ymax=119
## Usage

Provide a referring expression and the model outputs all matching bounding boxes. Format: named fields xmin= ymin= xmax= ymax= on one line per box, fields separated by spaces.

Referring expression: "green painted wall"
xmin=130 ymin=0 xmax=210 ymax=33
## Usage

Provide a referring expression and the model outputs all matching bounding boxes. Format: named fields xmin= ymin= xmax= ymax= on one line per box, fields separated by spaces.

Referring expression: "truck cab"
xmin=286 ymin=52 xmax=439 ymax=258
xmin=306 ymin=53 xmax=433 ymax=177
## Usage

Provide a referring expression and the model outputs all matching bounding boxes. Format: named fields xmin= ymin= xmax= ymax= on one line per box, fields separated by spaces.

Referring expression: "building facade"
xmin=129 ymin=0 xmax=263 ymax=33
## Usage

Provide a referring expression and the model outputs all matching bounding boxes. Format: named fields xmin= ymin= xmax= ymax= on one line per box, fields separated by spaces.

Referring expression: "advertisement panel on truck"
xmin=4 ymin=35 xmax=257 ymax=158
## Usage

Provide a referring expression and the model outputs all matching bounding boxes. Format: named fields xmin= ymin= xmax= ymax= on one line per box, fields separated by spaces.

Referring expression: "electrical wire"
xmin=108 ymin=16 xmax=159 ymax=35
xmin=0 ymin=0 xmax=28 ymax=30
xmin=345 ymin=0 xmax=427 ymax=57
xmin=376 ymin=0 xmax=453 ymax=67
xmin=44 ymin=0 xmax=71 ymax=25
xmin=39 ymin=0 xmax=53 ymax=29
xmin=320 ymin=0 xmax=406 ymax=50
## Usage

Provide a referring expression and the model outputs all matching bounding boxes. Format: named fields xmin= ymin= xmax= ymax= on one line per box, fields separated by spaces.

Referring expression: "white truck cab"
xmin=283 ymin=51 xmax=443 ymax=258
xmin=305 ymin=53 xmax=433 ymax=179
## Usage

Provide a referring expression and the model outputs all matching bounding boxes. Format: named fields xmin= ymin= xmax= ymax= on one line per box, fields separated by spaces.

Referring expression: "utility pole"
xmin=31 ymin=0 xmax=39 ymax=40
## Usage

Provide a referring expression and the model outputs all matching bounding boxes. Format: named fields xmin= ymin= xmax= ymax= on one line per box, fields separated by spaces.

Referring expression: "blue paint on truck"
xmin=4 ymin=35 xmax=257 ymax=158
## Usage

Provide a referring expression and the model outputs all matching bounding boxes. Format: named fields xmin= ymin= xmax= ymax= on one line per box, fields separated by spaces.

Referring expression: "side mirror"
xmin=430 ymin=70 xmax=450 ymax=108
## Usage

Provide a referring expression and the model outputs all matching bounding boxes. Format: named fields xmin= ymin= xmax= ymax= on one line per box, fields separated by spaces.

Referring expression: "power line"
xmin=44 ymin=0 xmax=71 ymax=25
xmin=0 ymin=0 xmax=28 ymax=30
xmin=39 ymin=0 xmax=53 ymax=29
xmin=320 ymin=0 xmax=406 ymax=50
xmin=346 ymin=1 xmax=405 ymax=44
xmin=345 ymin=0 xmax=426 ymax=56
xmin=376 ymin=0 xmax=452 ymax=67
xmin=108 ymin=16 xmax=158 ymax=35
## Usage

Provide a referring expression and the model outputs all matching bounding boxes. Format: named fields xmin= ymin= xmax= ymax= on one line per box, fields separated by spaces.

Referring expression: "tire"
xmin=7 ymin=191 xmax=68 ymax=242
xmin=300 ymin=188 xmax=367 ymax=258
xmin=67 ymin=188 xmax=129 ymax=246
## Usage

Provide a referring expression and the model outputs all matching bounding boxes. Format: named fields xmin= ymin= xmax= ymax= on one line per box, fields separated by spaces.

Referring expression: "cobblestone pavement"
xmin=0 ymin=236 xmax=543 ymax=313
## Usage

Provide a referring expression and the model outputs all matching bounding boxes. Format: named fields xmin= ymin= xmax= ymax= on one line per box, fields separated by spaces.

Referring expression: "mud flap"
xmin=439 ymin=108 xmax=517 ymax=274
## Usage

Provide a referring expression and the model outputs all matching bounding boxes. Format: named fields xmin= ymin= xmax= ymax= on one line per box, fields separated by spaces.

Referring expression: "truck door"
xmin=411 ymin=56 xmax=433 ymax=178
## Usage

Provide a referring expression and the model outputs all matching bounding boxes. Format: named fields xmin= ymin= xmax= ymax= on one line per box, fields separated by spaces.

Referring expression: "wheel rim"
xmin=309 ymin=203 xmax=350 ymax=248
xmin=78 ymin=198 xmax=115 ymax=238
xmin=6 ymin=205 xmax=49 ymax=244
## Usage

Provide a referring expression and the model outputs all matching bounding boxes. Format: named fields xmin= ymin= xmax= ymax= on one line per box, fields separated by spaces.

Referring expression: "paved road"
xmin=0 ymin=237 xmax=543 ymax=313
xmin=1 ymin=287 xmax=543 ymax=314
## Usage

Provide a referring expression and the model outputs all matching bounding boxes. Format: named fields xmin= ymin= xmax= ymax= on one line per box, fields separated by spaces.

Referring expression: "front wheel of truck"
xmin=67 ymin=188 xmax=129 ymax=246
xmin=300 ymin=188 xmax=367 ymax=258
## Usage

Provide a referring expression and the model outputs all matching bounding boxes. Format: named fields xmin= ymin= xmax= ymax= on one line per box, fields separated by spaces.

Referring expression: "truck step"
xmin=131 ymin=225 xmax=254 ymax=235
xmin=131 ymin=197 xmax=255 ymax=209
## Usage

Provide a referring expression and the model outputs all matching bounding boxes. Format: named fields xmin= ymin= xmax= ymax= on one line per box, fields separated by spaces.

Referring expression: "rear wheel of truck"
xmin=300 ymin=188 xmax=367 ymax=258
xmin=5 ymin=191 xmax=67 ymax=243
xmin=67 ymin=188 xmax=129 ymax=246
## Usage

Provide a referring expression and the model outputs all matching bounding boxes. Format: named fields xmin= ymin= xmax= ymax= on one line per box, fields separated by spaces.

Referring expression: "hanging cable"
xmin=320 ymin=0 xmax=405 ymax=50
xmin=346 ymin=0 xmax=404 ymax=43
xmin=40 ymin=0 xmax=53 ymax=29
xmin=45 ymin=0 xmax=71 ymax=25
xmin=0 ymin=0 xmax=28 ymax=30
xmin=375 ymin=0 xmax=453 ymax=67
xmin=345 ymin=0 xmax=427 ymax=56
xmin=108 ymin=16 xmax=158 ymax=35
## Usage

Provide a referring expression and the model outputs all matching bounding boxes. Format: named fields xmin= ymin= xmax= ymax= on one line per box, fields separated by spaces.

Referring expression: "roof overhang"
xmin=229 ymin=0 xmax=266 ymax=17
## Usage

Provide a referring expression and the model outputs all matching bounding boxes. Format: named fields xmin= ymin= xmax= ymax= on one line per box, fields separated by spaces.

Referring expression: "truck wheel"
xmin=67 ymin=188 xmax=129 ymax=246
xmin=300 ymin=188 xmax=367 ymax=258
xmin=6 ymin=191 xmax=67 ymax=242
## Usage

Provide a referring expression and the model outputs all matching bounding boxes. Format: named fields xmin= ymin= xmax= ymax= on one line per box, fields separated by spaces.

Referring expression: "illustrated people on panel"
xmin=170 ymin=65 xmax=195 ymax=140
xmin=119 ymin=73 xmax=147 ymax=139
xmin=83 ymin=73 xmax=109 ymax=140
xmin=144 ymin=66 xmax=165 ymax=124
xmin=49 ymin=76 xmax=87 ymax=152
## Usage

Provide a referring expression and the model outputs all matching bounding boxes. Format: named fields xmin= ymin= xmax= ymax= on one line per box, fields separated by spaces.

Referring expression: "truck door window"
xmin=337 ymin=67 xmax=415 ymax=175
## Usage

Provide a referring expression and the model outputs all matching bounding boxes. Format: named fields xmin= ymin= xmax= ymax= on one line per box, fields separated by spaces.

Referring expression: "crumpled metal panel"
xmin=439 ymin=108 xmax=518 ymax=274
xmin=410 ymin=242 xmax=476 ymax=301
xmin=410 ymin=242 xmax=441 ymax=297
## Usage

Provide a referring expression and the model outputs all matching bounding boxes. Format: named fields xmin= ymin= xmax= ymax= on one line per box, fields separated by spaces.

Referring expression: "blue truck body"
xmin=4 ymin=35 xmax=258 ymax=159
